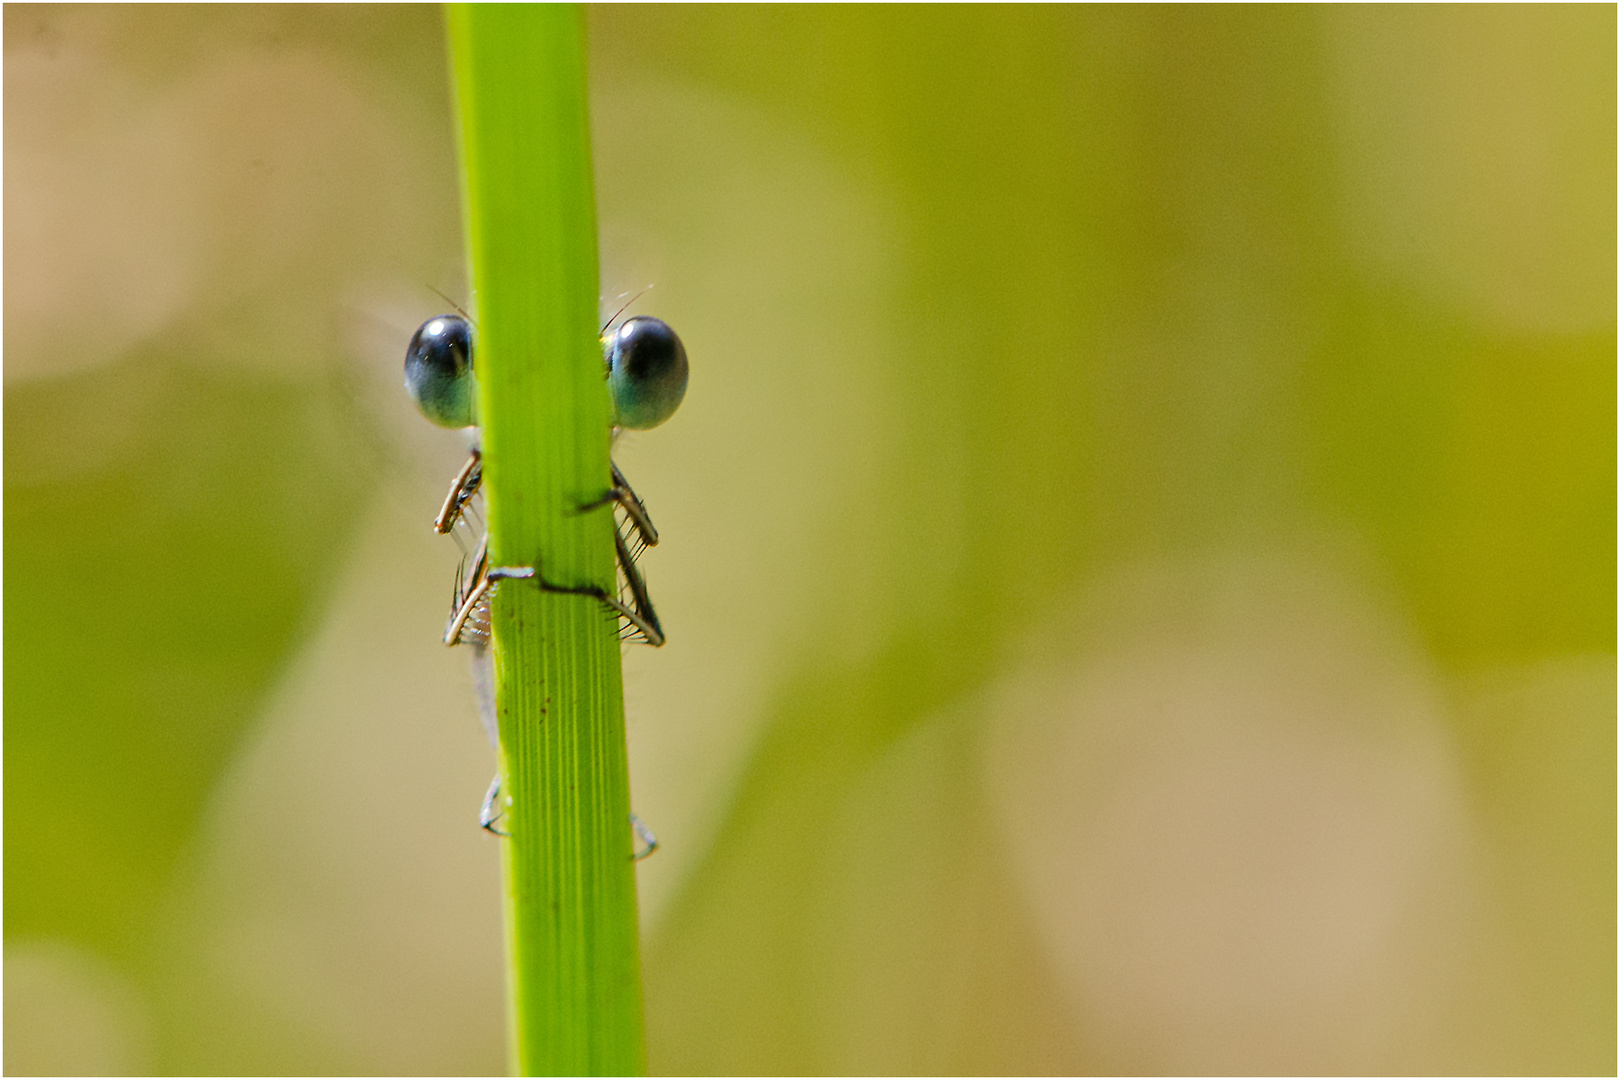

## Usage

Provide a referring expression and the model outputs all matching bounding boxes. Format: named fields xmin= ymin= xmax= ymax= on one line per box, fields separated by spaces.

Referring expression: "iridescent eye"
xmin=604 ymin=316 xmax=688 ymax=430
xmin=405 ymin=314 xmax=476 ymax=428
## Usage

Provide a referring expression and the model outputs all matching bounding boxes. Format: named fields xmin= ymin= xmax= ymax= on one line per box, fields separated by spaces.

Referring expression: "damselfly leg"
xmin=434 ymin=446 xmax=482 ymax=536
xmin=446 ymin=555 xmax=662 ymax=650
xmin=631 ymin=814 xmax=659 ymax=861
xmin=479 ymin=773 xmax=507 ymax=836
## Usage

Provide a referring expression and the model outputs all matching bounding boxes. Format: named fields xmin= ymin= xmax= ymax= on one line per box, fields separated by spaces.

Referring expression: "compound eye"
xmin=405 ymin=315 xmax=476 ymax=428
xmin=606 ymin=316 xmax=688 ymax=430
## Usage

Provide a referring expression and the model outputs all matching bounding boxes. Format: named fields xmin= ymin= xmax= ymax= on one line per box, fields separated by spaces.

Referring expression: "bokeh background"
xmin=5 ymin=5 xmax=1614 ymax=1075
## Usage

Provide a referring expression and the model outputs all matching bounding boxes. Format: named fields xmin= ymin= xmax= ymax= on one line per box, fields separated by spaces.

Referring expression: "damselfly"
xmin=404 ymin=305 xmax=687 ymax=851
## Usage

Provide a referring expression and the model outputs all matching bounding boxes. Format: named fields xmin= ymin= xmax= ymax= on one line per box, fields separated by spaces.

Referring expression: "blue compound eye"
xmin=605 ymin=316 xmax=688 ymax=430
xmin=405 ymin=315 xmax=476 ymax=428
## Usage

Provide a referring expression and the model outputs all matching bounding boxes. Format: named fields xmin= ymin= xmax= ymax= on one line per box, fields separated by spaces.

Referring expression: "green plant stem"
xmin=446 ymin=5 xmax=645 ymax=1075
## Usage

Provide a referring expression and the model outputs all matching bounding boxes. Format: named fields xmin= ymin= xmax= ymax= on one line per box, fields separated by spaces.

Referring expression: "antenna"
xmin=427 ymin=284 xmax=476 ymax=326
xmin=600 ymin=285 xmax=654 ymax=334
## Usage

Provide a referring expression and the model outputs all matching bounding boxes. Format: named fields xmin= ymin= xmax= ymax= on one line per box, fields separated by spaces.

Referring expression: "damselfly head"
xmin=604 ymin=316 xmax=688 ymax=431
xmin=405 ymin=314 xmax=476 ymax=429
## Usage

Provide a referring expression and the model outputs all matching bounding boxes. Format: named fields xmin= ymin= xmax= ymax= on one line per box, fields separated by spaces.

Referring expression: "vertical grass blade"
xmin=446 ymin=5 xmax=646 ymax=1074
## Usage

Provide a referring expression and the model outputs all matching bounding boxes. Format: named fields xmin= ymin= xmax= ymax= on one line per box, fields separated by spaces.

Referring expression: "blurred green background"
xmin=5 ymin=5 xmax=1614 ymax=1074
